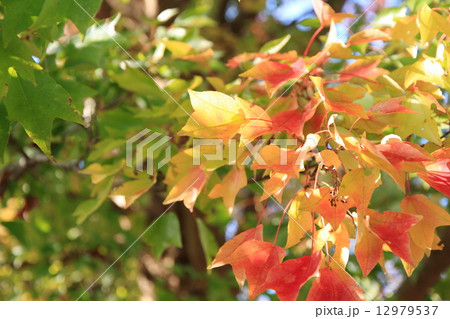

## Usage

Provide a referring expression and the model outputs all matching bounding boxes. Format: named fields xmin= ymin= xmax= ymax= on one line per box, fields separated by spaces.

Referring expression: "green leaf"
xmin=143 ymin=212 xmax=182 ymax=260
xmin=2 ymin=0 xmax=45 ymax=47
xmin=260 ymin=34 xmax=291 ymax=54
xmin=56 ymin=79 xmax=97 ymax=112
xmin=73 ymin=175 xmax=114 ymax=224
xmin=0 ymin=35 xmax=42 ymax=88
xmin=394 ymin=93 xmax=441 ymax=145
xmin=196 ymin=218 xmax=219 ymax=265
xmin=0 ymin=103 xmax=10 ymax=161
xmin=297 ymin=18 xmax=321 ymax=28
xmin=3 ymin=70 xmax=83 ymax=158
xmin=112 ymin=68 xmax=164 ymax=100
xmin=32 ymin=0 xmax=103 ymax=35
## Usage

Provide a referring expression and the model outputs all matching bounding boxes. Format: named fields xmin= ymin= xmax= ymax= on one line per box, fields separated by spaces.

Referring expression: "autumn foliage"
xmin=1 ymin=0 xmax=450 ymax=301
xmin=161 ymin=1 xmax=450 ymax=300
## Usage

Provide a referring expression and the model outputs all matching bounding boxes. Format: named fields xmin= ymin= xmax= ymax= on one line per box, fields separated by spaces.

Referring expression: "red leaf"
xmin=367 ymin=97 xmax=415 ymax=115
xmin=270 ymin=98 xmax=318 ymax=138
xmin=307 ymin=268 xmax=365 ymax=301
xmin=227 ymin=240 xmax=286 ymax=300
xmin=240 ymin=58 xmax=307 ymax=97
xmin=265 ymin=251 xmax=321 ymax=301
xmin=367 ymin=210 xmax=422 ymax=265
xmin=418 ymin=148 xmax=450 ymax=197
xmin=340 ymin=59 xmax=386 ymax=81
xmin=376 ymin=141 xmax=431 ymax=163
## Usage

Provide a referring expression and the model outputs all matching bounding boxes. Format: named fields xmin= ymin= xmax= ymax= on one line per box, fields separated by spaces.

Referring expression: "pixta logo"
xmin=126 ymin=129 xmax=171 ymax=175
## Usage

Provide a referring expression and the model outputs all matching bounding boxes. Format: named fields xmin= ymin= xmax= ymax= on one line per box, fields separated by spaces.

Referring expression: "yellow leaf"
xmin=400 ymin=194 xmax=450 ymax=251
xmin=162 ymin=40 xmax=193 ymax=58
xmin=110 ymin=179 xmax=155 ymax=209
xmin=179 ymin=90 xmax=245 ymax=139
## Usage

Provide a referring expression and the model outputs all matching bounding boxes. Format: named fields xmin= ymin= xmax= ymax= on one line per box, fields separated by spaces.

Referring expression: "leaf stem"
xmin=304 ymin=25 xmax=324 ymax=57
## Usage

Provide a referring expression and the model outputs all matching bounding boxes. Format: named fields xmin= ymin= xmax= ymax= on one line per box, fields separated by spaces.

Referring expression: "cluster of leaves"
xmin=0 ymin=0 xmax=449 ymax=300
xmin=160 ymin=1 xmax=450 ymax=300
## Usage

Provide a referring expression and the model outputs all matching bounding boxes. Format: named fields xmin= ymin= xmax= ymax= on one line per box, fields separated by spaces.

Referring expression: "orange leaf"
xmin=209 ymin=225 xmax=263 ymax=269
xmin=209 ymin=167 xmax=247 ymax=215
xmin=347 ymin=28 xmax=391 ymax=46
xmin=238 ymin=97 xmax=272 ymax=141
xmin=307 ymin=268 xmax=365 ymax=301
xmin=227 ymin=240 xmax=286 ymax=300
xmin=355 ymin=212 xmax=383 ymax=277
xmin=265 ymin=252 xmax=321 ymax=301
xmin=163 ymin=165 xmax=210 ymax=212
xmin=260 ymin=172 xmax=291 ymax=202
xmin=316 ymin=191 xmax=353 ymax=230
xmin=312 ymin=0 xmax=355 ymax=26
xmin=250 ymin=145 xmax=301 ymax=178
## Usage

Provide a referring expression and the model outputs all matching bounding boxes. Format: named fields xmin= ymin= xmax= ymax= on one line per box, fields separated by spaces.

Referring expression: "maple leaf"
xmin=359 ymin=137 xmax=405 ymax=192
xmin=209 ymin=167 xmax=247 ymax=215
xmin=260 ymin=172 xmax=291 ymax=202
xmin=264 ymin=252 xmax=321 ymax=301
xmin=329 ymin=224 xmax=351 ymax=269
xmin=319 ymin=149 xmax=341 ymax=169
xmin=163 ymin=150 xmax=211 ymax=212
xmin=339 ymin=167 xmax=381 ymax=209
xmin=226 ymin=240 xmax=286 ymax=300
xmin=179 ymin=90 xmax=245 ymax=139
xmin=316 ymin=191 xmax=353 ymax=230
xmin=250 ymin=145 xmax=301 ymax=178
xmin=417 ymin=148 xmax=450 ymax=197
xmin=366 ymin=210 xmax=422 ymax=265
xmin=355 ymin=212 xmax=383 ymax=277
xmin=227 ymin=51 xmax=298 ymax=69
xmin=312 ymin=0 xmax=355 ymax=27
xmin=400 ymin=195 xmax=450 ymax=252
xmin=311 ymin=76 xmax=368 ymax=118
xmin=392 ymin=15 xmax=419 ymax=45
xmin=240 ymin=58 xmax=307 ymax=97
xmin=209 ymin=225 xmax=263 ymax=269
xmin=270 ymin=98 xmax=319 ymax=138
xmin=237 ymin=97 xmax=272 ymax=141
xmin=417 ymin=4 xmax=450 ymax=45
xmin=178 ymin=48 xmax=214 ymax=64
xmin=375 ymin=139 xmax=431 ymax=172
xmin=4 ymin=70 xmax=83 ymax=158
xmin=110 ymin=178 xmax=155 ymax=209
xmin=340 ymin=59 xmax=386 ymax=82
xmin=285 ymin=188 xmax=323 ymax=248
xmin=307 ymin=268 xmax=365 ymax=301
xmin=392 ymin=94 xmax=441 ymax=146
xmin=367 ymin=97 xmax=414 ymax=116
xmin=347 ymin=28 xmax=391 ymax=46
